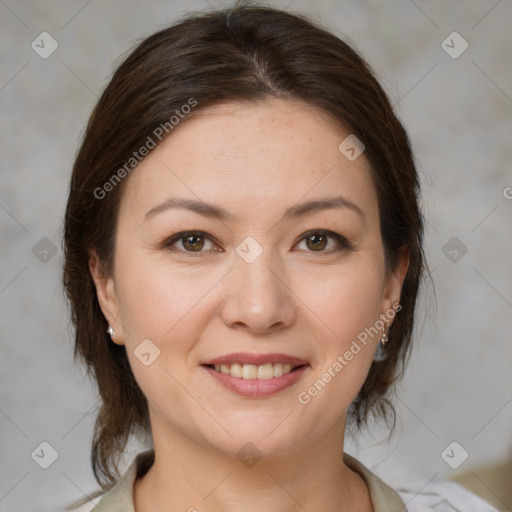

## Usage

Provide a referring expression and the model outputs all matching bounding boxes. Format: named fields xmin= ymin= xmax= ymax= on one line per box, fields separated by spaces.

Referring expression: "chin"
xmin=193 ymin=416 xmax=315 ymax=462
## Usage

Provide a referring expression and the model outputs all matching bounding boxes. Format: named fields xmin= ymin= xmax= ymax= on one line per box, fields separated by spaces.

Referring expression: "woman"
xmin=62 ymin=3 xmax=497 ymax=511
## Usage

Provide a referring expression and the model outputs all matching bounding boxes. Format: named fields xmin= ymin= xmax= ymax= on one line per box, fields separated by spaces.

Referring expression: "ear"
xmin=88 ymin=250 xmax=124 ymax=346
xmin=380 ymin=247 xmax=410 ymax=319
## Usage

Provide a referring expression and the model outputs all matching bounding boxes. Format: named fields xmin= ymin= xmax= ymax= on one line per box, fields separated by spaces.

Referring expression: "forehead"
xmin=118 ymin=98 xmax=378 ymax=225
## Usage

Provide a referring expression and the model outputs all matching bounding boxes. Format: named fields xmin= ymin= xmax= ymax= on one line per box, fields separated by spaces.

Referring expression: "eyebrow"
xmin=144 ymin=195 xmax=365 ymax=222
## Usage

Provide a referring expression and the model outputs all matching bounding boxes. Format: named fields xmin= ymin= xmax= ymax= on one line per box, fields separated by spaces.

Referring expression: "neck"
xmin=134 ymin=415 xmax=372 ymax=512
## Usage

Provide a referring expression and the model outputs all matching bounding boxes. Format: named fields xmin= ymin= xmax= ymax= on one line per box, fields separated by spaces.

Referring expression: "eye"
xmin=294 ymin=230 xmax=352 ymax=253
xmin=160 ymin=229 xmax=352 ymax=256
xmin=162 ymin=231 xmax=221 ymax=255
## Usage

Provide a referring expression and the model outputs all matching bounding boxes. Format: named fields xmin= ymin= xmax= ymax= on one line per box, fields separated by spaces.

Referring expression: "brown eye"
xmin=306 ymin=233 xmax=328 ymax=251
xmin=162 ymin=231 xmax=219 ymax=254
xmin=295 ymin=230 xmax=352 ymax=254
xmin=182 ymin=234 xmax=205 ymax=252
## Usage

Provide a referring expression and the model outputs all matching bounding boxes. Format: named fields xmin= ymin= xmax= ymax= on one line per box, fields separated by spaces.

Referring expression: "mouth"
xmin=200 ymin=353 xmax=310 ymax=398
xmin=203 ymin=362 xmax=306 ymax=379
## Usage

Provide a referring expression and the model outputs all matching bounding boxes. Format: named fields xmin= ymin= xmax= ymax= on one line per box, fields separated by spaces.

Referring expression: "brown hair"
xmin=62 ymin=0 xmax=426 ymax=495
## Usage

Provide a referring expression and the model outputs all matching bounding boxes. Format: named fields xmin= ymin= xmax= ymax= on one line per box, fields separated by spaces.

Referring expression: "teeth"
xmin=212 ymin=362 xmax=300 ymax=379
xmin=273 ymin=363 xmax=283 ymax=377
xmin=257 ymin=363 xmax=274 ymax=380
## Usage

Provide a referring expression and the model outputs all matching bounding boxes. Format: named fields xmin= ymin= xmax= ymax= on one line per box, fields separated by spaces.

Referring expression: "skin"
xmin=90 ymin=98 xmax=409 ymax=512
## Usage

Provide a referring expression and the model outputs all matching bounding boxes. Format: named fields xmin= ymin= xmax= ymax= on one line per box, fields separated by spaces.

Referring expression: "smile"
xmin=207 ymin=362 xmax=300 ymax=379
xmin=202 ymin=363 xmax=309 ymax=398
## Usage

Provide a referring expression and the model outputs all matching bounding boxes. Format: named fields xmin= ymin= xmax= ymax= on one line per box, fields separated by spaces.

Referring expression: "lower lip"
xmin=202 ymin=365 xmax=309 ymax=398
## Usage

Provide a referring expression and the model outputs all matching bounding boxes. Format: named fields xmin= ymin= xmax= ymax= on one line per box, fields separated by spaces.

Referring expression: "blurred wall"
xmin=1 ymin=1 xmax=511 ymax=510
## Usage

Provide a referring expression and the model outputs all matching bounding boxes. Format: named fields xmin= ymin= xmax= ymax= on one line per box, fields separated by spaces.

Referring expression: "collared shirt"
xmin=87 ymin=450 xmax=498 ymax=512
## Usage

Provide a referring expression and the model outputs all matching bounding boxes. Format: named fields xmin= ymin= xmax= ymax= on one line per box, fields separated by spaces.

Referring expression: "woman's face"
xmin=91 ymin=98 xmax=407 ymax=458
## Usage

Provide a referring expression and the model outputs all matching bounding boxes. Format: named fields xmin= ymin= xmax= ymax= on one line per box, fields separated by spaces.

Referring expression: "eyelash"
xmin=159 ymin=229 xmax=353 ymax=257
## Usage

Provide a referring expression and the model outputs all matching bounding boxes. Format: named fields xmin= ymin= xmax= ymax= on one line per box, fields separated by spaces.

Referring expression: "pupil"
xmin=185 ymin=235 xmax=203 ymax=251
xmin=309 ymin=234 xmax=326 ymax=251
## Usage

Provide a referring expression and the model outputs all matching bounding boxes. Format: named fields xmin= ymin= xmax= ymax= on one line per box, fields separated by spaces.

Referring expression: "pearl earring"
xmin=107 ymin=326 xmax=115 ymax=337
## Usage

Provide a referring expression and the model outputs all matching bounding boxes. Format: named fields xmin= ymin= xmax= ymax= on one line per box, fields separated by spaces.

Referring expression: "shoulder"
xmin=72 ymin=451 xmax=499 ymax=512
xmin=344 ymin=453 xmax=499 ymax=511
xmin=344 ymin=453 xmax=409 ymax=509
xmin=70 ymin=450 xmax=154 ymax=512
xmin=396 ymin=479 xmax=500 ymax=511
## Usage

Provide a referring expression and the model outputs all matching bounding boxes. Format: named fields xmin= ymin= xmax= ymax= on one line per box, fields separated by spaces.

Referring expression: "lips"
xmin=203 ymin=364 xmax=308 ymax=397
xmin=201 ymin=352 xmax=309 ymax=397
xmin=202 ymin=352 xmax=308 ymax=367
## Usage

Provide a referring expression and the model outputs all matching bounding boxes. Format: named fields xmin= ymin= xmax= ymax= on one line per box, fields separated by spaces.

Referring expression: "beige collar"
xmin=92 ymin=449 xmax=407 ymax=512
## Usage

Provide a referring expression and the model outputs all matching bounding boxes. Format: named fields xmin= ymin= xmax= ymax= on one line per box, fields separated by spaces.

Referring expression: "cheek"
xmin=115 ymin=252 xmax=193 ymax=332
xmin=112 ymin=252 xmax=212 ymax=412
xmin=292 ymin=259 xmax=385 ymax=407
xmin=296 ymin=258 xmax=385 ymax=347
xmin=113 ymin=250 xmax=226 ymax=362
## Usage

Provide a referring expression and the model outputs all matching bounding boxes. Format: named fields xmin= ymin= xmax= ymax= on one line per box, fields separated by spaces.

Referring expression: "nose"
xmin=219 ymin=249 xmax=297 ymax=335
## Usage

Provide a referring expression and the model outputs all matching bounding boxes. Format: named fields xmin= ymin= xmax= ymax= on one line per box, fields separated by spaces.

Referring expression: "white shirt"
xmin=397 ymin=480 xmax=500 ymax=511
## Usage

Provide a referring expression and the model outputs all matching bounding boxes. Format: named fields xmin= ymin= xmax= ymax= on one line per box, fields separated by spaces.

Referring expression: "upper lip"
xmin=202 ymin=352 xmax=309 ymax=367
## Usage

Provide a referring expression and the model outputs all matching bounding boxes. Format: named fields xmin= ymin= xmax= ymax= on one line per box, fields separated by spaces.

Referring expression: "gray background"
xmin=1 ymin=1 xmax=511 ymax=511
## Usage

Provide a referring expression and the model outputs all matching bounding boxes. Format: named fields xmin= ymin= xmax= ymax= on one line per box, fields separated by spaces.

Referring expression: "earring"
xmin=107 ymin=325 xmax=115 ymax=337
xmin=373 ymin=324 xmax=389 ymax=362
